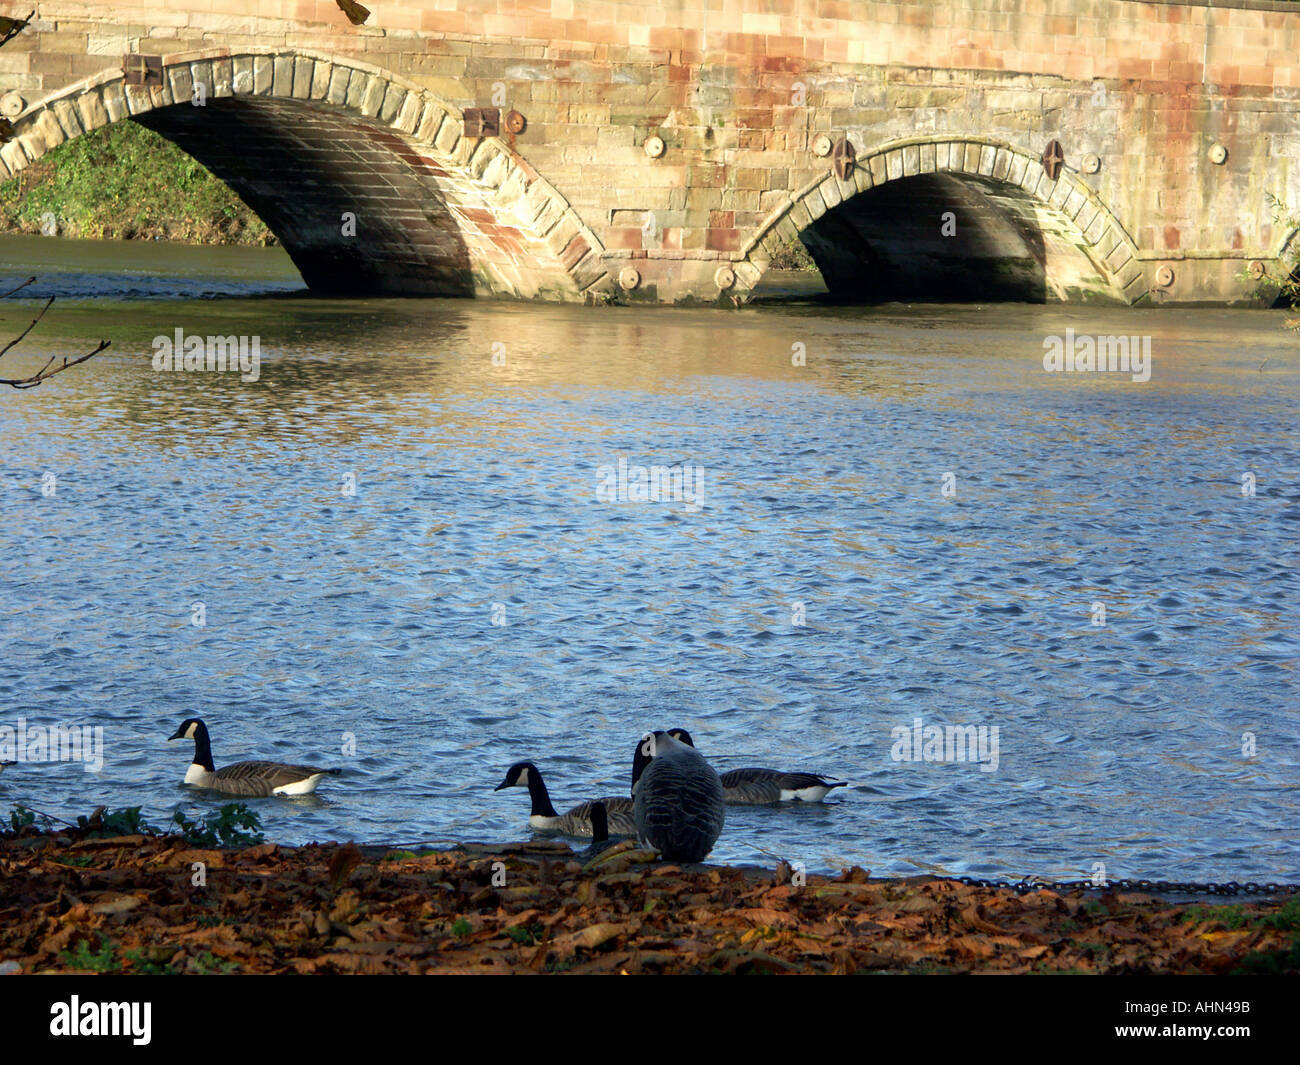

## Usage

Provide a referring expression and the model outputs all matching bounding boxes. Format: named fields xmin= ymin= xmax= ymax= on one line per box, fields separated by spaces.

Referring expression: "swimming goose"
xmin=667 ymin=729 xmax=847 ymax=804
xmin=494 ymin=761 xmax=636 ymax=838
xmin=630 ymin=730 xmax=725 ymax=863
xmin=167 ymin=718 xmax=340 ymax=797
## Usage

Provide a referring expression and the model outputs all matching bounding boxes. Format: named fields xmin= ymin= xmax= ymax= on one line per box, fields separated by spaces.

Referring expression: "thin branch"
xmin=0 ymin=276 xmax=36 ymax=299
xmin=2 ymin=340 xmax=110 ymax=389
xmin=0 ymin=282 xmax=111 ymax=389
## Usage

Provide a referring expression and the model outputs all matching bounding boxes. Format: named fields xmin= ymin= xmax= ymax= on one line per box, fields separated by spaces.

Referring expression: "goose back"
xmin=632 ymin=731 xmax=725 ymax=863
xmin=718 ymin=768 xmax=848 ymax=804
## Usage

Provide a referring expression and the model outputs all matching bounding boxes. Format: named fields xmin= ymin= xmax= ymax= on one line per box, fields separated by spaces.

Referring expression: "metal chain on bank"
xmin=951 ymin=875 xmax=1300 ymax=898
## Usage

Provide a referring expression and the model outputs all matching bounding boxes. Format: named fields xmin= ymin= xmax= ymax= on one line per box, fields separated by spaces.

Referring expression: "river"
xmin=0 ymin=232 xmax=1295 ymax=881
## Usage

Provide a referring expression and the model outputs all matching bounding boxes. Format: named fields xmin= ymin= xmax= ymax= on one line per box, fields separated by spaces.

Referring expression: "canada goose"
xmin=494 ymin=761 xmax=636 ymax=838
xmin=630 ymin=730 xmax=725 ymax=863
xmin=167 ymin=718 xmax=340 ymax=797
xmin=666 ymin=729 xmax=847 ymax=804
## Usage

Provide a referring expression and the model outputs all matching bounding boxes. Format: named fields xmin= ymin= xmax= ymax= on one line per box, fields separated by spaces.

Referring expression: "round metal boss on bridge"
xmin=0 ymin=92 xmax=23 ymax=119
xmin=1249 ymin=260 xmax=1266 ymax=280
xmin=812 ymin=133 xmax=833 ymax=157
xmin=714 ymin=266 xmax=736 ymax=290
xmin=1082 ymin=153 xmax=1101 ymax=174
xmin=618 ymin=266 xmax=641 ymax=291
xmin=504 ymin=109 xmax=526 ymax=134
xmin=1208 ymin=143 xmax=1228 ymax=165
xmin=1155 ymin=264 xmax=1175 ymax=288
xmin=643 ymin=135 xmax=665 ymax=159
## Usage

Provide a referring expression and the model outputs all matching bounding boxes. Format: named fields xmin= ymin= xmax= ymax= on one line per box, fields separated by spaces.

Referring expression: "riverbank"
xmin=2 ymin=830 xmax=1295 ymax=975
xmin=0 ymin=121 xmax=271 ymax=246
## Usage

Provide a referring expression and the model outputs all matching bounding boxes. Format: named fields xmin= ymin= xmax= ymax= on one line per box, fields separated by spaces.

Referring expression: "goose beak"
xmin=167 ymin=728 xmax=184 ymax=741
xmin=493 ymin=777 xmax=511 ymax=791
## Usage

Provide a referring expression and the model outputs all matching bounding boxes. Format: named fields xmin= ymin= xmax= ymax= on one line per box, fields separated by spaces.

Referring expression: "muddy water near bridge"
xmin=0 ymin=234 xmax=1295 ymax=880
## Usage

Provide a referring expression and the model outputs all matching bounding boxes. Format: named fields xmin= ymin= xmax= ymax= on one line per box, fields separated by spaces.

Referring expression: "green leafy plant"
xmin=171 ymin=803 xmax=265 ymax=848
xmin=123 ymin=948 xmax=178 ymax=975
xmin=192 ymin=951 xmax=239 ymax=974
xmin=6 ymin=805 xmax=37 ymax=833
xmin=74 ymin=806 xmax=158 ymax=838
xmin=506 ymin=922 xmax=544 ymax=946
xmin=60 ymin=934 xmax=121 ymax=973
xmin=450 ymin=917 xmax=472 ymax=937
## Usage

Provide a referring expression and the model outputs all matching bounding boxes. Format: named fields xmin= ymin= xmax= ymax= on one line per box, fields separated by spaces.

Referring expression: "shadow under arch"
xmin=1 ymin=50 xmax=609 ymax=301
xmin=737 ymin=136 xmax=1148 ymax=306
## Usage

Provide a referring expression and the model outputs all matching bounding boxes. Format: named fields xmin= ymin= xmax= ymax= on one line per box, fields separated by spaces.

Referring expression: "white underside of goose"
xmin=183 ymin=763 xmax=328 ymax=796
xmin=272 ymin=773 xmax=328 ymax=796
xmin=780 ymin=784 xmax=836 ymax=801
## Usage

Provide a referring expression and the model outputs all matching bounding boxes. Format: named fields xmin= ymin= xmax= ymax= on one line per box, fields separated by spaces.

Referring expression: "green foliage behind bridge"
xmin=0 ymin=120 xmax=272 ymax=246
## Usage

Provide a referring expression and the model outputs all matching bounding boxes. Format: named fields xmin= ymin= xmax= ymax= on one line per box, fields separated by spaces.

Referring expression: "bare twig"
xmin=0 ymin=281 xmax=111 ymax=389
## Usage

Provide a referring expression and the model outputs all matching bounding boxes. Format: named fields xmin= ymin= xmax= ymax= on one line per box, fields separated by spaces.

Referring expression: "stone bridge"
xmin=1 ymin=0 xmax=1298 ymax=305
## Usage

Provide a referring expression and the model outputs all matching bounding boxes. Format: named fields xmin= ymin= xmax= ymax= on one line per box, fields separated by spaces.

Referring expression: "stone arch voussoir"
xmin=0 ymin=49 xmax=607 ymax=301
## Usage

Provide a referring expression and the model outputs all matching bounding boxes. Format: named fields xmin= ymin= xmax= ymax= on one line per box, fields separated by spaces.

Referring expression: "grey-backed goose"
xmin=630 ymin=730 xmax=725 ymax=863
xmin=168 ymin=718 xmax=340 ymax=797
xmin=494 ymin=761 xmax=636 ymax=838
xmin=667 ymin=729 xmax=847 ymax=804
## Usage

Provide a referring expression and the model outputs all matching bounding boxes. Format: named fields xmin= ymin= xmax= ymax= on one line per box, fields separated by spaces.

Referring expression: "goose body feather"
xmin=719 ymin=768 xmax=848 ymax=804
xmin=528 ymin=796 xmax=636 ymax=837
xmin=632 ymin=732 xmax=725 ymax=863
xmin=183 ymin=760 xmax=340 ymax=797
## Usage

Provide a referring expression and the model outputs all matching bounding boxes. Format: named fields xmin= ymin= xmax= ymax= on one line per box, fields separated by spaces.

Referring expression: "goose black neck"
xmin=525 ymin=768 xmax=558 ymax=818
xmin=191 ymin=724 xmax=215 ymax=772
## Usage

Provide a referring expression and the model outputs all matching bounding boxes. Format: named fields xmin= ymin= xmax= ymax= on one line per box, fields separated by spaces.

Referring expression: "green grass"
xmin=0 ymin=120 xmax=272 ymax=246
xmin=1182 ymin=897 xmax=1300 ymax=933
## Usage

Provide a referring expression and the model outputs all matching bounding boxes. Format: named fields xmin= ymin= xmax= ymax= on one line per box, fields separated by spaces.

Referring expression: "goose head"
xmin=494 ymin=761 xmax=537 ymax=791
xmin=167 ymin=718 xmax=207 ymax=743
xmin=666 ymin=728 xmax=695 ymax=747
xmin=631 ymin=729 xmax=694 ymax=791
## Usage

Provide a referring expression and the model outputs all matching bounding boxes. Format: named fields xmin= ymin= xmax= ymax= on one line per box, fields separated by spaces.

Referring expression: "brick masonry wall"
xmin=1 ymin=0 xmax=1296 ymax=302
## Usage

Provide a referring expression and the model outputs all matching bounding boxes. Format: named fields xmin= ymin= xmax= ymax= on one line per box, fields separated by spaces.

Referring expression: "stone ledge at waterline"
xmin=1 ymin=831 xmax=1296 ymax=974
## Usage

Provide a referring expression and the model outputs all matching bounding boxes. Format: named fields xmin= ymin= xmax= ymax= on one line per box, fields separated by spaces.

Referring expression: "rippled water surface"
xmin=0 ymin=234 xmax=1296 ymax=879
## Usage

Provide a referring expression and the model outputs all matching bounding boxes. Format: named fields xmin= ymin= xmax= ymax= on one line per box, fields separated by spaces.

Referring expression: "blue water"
xmin=0 ymin=235 xmax=1296 ymax=879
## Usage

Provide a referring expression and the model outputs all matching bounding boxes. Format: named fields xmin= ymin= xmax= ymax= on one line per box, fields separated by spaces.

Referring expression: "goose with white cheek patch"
xmin=168 ymin=718 xmax=340 ymax=797
xmin=667 ymin=728 xmax=847 ymax=804
xmin=631 ymin=730 xmax=726 ymax=863
xmin=494 ymin=761 xmax=636 ymax=838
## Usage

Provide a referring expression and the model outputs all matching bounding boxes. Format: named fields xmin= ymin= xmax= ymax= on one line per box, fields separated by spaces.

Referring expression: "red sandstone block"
xmin=1162 ymin=225 xmax=1181 ymax=250
xmin=709 ymin=210 xmax=735 ymax=228
xmin=421 ymin=11 xmax=470 ymax=35
xmin=606 ymin=227 xmax=645 ymax=250
xmin=705 ymin=228 xmax=740 ymax=252
xmin=766 ymin=35 xmax=803 ymax=58
xmin=661 ymin=228 xmax=683 ymax=250
xmin=559 ymin=234 xmax=590 ymax=271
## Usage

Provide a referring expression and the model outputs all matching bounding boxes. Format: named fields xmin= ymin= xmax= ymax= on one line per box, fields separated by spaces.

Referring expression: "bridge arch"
xmin=0 ymin=49 xmax=609 ymax=300
xmin=737 ymin=136 xmax=1147 ymax=305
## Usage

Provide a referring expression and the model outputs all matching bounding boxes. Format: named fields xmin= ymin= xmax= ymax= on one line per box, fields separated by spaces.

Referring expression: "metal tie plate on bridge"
xmin=1041 ymin=139 xmax=1065 ymax=181
xmin=831 ymin=137 xmax=855 ymax=181
xmin=462 ymin=107 xmax=500 ymax=139
xmin=122 ymin=54 xmax=163 ymax=88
